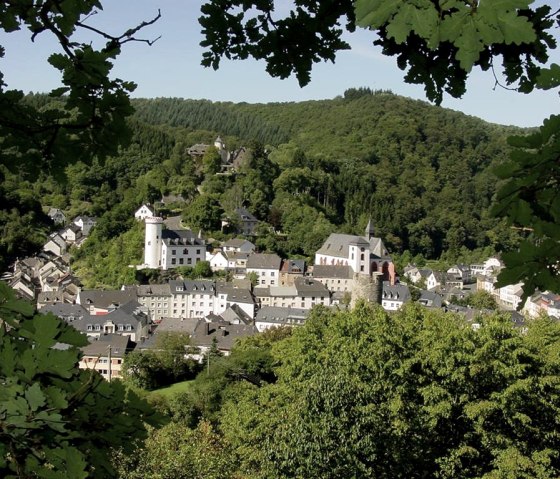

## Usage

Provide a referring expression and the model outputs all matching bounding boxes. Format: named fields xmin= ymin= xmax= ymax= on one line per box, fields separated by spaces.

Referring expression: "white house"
xmin=381 ymin=282 xmax=411 ymax=311
xmin=206 ymin=250 xmax=229 ymax=271
xmin=246 ymin=253 xmax=282 ymax=286
xmin=43 ymin=233 xmax=67 ymax=257
xmin=60 ymin=224 xmax=82 ymax=243
xmin=73 ymin=216 xmax=96 ymax=236
xmin=134 ymin=204 xmax=155 ymax=221
xmin=143 ymin=216 xmax=206 ymax=270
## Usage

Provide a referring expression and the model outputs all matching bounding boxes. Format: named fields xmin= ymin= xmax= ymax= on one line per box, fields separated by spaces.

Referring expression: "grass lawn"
xmin=150 ymin=380 xmax=194 ymax=398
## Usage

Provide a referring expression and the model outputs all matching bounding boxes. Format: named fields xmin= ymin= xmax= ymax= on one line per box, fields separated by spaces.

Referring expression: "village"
xmin=3 ymin=191 xmax=559 ymax=383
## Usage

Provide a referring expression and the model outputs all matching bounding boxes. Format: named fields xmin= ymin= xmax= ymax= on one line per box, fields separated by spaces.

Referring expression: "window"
xmin=183 ymin=248 xmax=188 ymax=254
xmin=360 ymin=253 xmax=364 ymax=260
xmin=87 ymin=325 xmax=93 ymax=331
xmin=360 ymin=265 xmax=364 ymax=272
xmin=179 ymin=258 xmax=184 ymax=265
xmin=147 ymin=241 xmax=151 ymax=245
xmin=126 ymin=325 xmax=132 ymax=331
xmin=271 ymin=280 xmax=275 ymax=285
xmin=271 ymin=272 xmax=275 ymax=276
xmin=196 ymin=249 xmax=201 ymax=254
xmin=187 ymin=258 xmax=192 ymax=265
xmin=117 ymin=325 xmax=124 ymax=331
xmin=172 ymin=249 xmax=176 ymax=255
xmin=261 ymin=272 xmax=265 ymax=276
xmin=95 ymin=325 xmax=101 ymax=331
xmin=171 ymin=258 xmax=176 ymax=265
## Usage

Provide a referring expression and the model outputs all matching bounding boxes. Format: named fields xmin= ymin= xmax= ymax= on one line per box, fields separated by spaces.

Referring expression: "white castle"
xmin=143 ymin=217 xmax=205 ymax=270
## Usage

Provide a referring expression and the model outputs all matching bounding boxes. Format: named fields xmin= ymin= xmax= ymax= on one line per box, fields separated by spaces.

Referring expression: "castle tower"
xmin=365 ymin=218 xmax=375 ymax=240
xmin=144 ymin=216 xmax=163 ymax=269
xmin=350 ymin=272 xmax=383 ymax=309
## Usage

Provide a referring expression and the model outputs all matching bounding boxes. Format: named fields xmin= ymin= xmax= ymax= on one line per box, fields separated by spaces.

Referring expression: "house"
xmin=79 ymin=301 xmax=150 ymax=342
xmin=470 ymin=257 xmax=503 ymax=277
xmin=134 ymin=204 xmax=155 ymax=221
xmin=246 ymin=253 xmax=282 ymax=286
xmin=206 ymin=250 xmax=229 ymax=271
xmin=77 ymin=289 xmax=138 ymax=315
xmin=314 ymin=220 xmax=396 ymax=284
xmin=143 ymin=216 xmax=206 ymax=270
xmin=476 ymin=274 xmax=524 ymax=310
xmin=222 ymin=238 xmax=255 ymax=254
xmin=279 ymin=259 xmax=305 ymax=286
xmin=9 ymin=271 xmax=36 ymax=301
xmin=40 ymin=303 xmax=90 ymax=324
xmin=417 ymin=290 xmax=443 ymax=308
xmin=524 ymin=291 xmax=560 ymax=318
xmin=381 ymin=282 xmax=411 ymax=311
xmin=79 ymin=334 xmax=133 ymax=381
xmin=60 ymin=223 xmax=82 ymax=243
xmin=403 ymin=265 xmax=432 ymax=285
xmin=43 ymin=232 xmax=67 ymax=257
xmin=48 ymin=207 xmax=66 ymax=225
xmin=135 ymin=280 xmax=256 ymax=323
xmin=73 ymin=216 xmax=96 ymax=236
xmin=234 ymin=207 xmax=259 ymax=236
xmin=426 ymin=271 xmax=463 ymax=291
xmin=255 ymin=306 xmax=310 ymax=332
xmin=190 ymin=321 xmax=258 ymax=358
xmin=254 ymin=277 xmax=331 ymax=310
xmin=312 ymin=264 xmax=354 ymax=293
xmin=447 ymin=264 xmax=471 ymax=284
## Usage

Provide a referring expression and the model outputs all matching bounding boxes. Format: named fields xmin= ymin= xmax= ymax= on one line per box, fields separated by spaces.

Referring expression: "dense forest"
xmin=1 ymin=88 xmax=523 ymax=285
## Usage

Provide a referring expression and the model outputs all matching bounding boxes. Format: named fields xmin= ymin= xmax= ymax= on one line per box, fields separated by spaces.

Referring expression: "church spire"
xmin=365 ymin=218 xmax=375 ymax=240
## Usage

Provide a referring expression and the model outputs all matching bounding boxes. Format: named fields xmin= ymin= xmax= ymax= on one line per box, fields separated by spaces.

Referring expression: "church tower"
xmin=365 ymin=218 xmax=375 ymax=240
xmin=144 ymin=216 xmax=163 ymax=268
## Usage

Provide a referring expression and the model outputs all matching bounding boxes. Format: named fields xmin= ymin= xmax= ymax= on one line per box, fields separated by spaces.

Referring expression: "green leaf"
xmin=25 ymin=383 xmax=46 ymax=412
xmin=355 ymin=0 xmax=402 ymax=29
xmin=537 ymin=64 xmax=560 ymax=90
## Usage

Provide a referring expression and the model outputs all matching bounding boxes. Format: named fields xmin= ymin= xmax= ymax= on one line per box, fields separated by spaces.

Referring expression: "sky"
xmin=1 ymin=0 xmax=558 ymax=128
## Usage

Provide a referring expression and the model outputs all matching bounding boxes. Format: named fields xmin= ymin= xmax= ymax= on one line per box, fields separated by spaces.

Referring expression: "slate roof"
xmin=137 ymin=284 xmax=172 ymax=297
xmin=312 ymin=264 xmax=353 ymax=279
xmin=153 ymin=317 xmax=199 ymax=335
xmin=418 ymin=290 xmax=443 ymax=308
xmin=40 ymin=303 xmax=90 ymax=319
xmin=294 ymin=277 xmax=330 ymax=297
xmin=190 ymin=321 xmax=258 ymax=351
xmin=217 ymin=285 xmax=254 ymax=304
xmin=223 ymin=238 xmax=254 ymax=249
xmin=235 ymin=207 xmax=258 ymax=222
xmin=281 ymin=259 xmax=305 ymax=274
xmin=78 ymin=289 xmax=138 ymax=308
xmin=169 ymin=279 xmax=216 ymax=295
xmin=162 ymin=229 xmax=205 ymax=246
xmin=316 ymin=233 xmax=370 ymax=258
xmin=246 ymin=253 xmax=282 ymax=270
xmin=255 ymin=306 xmax=310 ymax=325
xmin=382 ymin=281 xmax=411 ymax=302
xmin=81 ymin=334 xmax=132 ymax=358
xmin=220 ymin=304 xmax=253 ymax=325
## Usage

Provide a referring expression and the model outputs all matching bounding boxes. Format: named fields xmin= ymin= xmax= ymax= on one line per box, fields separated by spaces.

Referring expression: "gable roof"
xmin=162 ymin=229 xmax=205 ymax=246
xmin=312 ymin=264 xmax=353 ymax=279
xmin=316 ymin=233 xmax=370 ymax=258
xmin=247 ymin=253 xmax=282 ymax=270
xmin=81 ymin=334 xmax=132 ymax=358
xmin=190 ymin=321 xmax=258 ymax=351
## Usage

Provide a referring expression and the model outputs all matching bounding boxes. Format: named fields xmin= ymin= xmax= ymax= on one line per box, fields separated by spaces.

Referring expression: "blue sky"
xmin=1 ymin=0 xmax=558 ymax=127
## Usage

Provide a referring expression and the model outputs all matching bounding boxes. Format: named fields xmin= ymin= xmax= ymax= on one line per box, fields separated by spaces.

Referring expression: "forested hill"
xmin=131 ymin=88 xmax=521 ymax=160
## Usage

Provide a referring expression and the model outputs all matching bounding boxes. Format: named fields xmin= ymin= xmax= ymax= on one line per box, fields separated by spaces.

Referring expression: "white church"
xmin=143 ymin=216 xmax=206 ymax=270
